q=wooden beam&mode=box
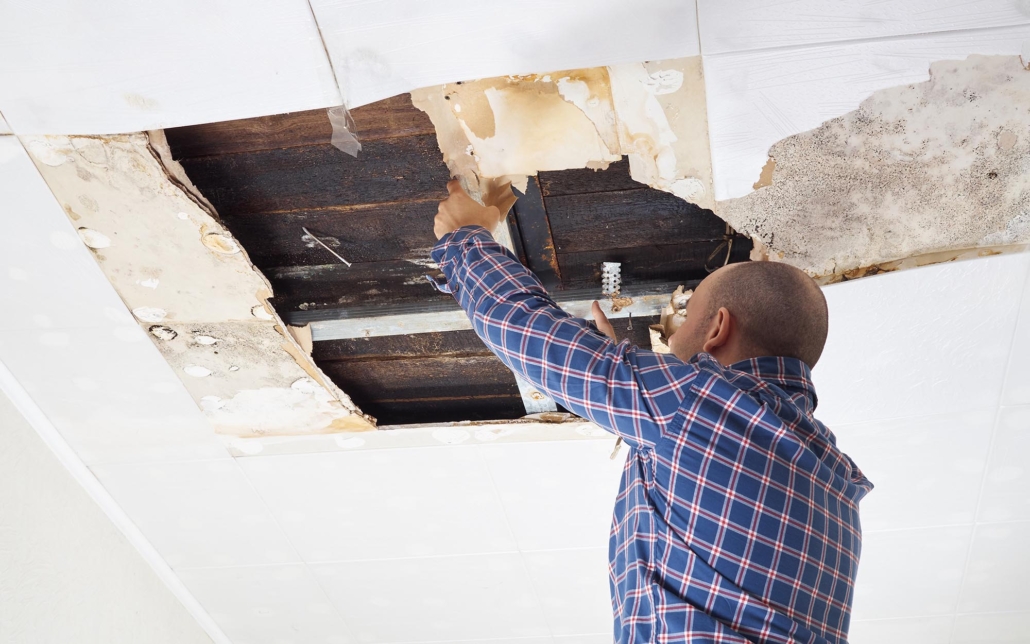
[177,134,450,215]
[218,198,439,267]
[546,189,727,254]
[557,239,753,289]
[267,259,451,314]
[165,95,435,158]
[512,176,562,291]
[538,159,641,196]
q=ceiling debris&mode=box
[716,55,1030,280]
[22,132,374,436]
[411,56,715,210]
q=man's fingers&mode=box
[446,178,463,194]
[592,301,617,341]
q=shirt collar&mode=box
[693,353,819,411]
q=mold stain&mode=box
[716,55,1030,278]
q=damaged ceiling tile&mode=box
[715,55,1030,280]
[610,58,714,208]
[22,133,374,436]
[411,56,715,209]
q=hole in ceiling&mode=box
[164,94,751,425]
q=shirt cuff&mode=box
[429,225,494,293]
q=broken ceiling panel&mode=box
[411,69,621,183]
[22,133,373,436]
[308,0,700,108]
[412,57,715,210]
[164,96,748,424]
[717,55,1030,279]
[704,24,1030,200]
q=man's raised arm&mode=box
[429,181,696,449]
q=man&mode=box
[430,180,872,644]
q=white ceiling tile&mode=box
[239,447,516,562]
[176,564,352,644]
[851,525,971,620]
[523,548,613,636]
[480,440,625,551]
[814,253,1029,426]
[312,553,550,643]
[554,636,615,644]
[952,611,1030,643]
[958,521,1030,613]
[0,0,340,135]
[0,112,10,134]
[0,327,226,465]
[90,459,298,569]
[1001,263,1030,406]
[697,1,1030,55]
[703,25,1030,199]
[831,408,995,532]
[309,0,700,108]
[0,136,131,331]
[847,615,952,644]
[978,406,1030,523]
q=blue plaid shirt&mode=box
[432,227,873,644]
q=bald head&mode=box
[700,262,829,368]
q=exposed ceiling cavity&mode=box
[161,95,746,426]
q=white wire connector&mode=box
[601,262,622,296]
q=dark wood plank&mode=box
[557,238,752,290]
[320,355,520,408]
[313,318,654,363]
[165,95,435,158]
[266,259,453,315]
[179,134,451,215]
[512,176,562,290]
[359,396,527,426]
[221,199,439,267]
[313,330,491,362]
[537,159,640,197]
[546,189,728,254]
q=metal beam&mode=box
[309,287,676,341]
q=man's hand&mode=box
[434,179,504,240]
[591,301,617,341]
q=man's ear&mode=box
[702,307,733,354]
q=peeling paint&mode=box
[716,55,1030,278]
[609,58,714,209]
[412,56,714,209]
[23,132,374,436]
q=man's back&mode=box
[610,353,871,643]
[429,222,872,643]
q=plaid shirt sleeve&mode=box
[431,226,698,449]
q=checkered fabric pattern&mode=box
[431,227,873,644]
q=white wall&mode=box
[0,388,213,644]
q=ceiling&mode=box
[2,2,1030,644]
